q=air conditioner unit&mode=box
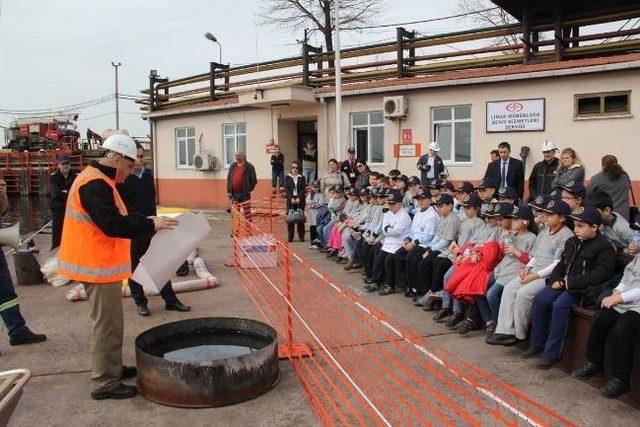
[193,153,221,172]
[383,96,408,119]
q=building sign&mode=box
[265,139,278,154]
[486,98,545,132]
[401,129,413,144]
[393,143,421,158]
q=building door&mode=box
[297,121,317,180]
[354,128,368,163]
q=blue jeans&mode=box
[441,266,463,314]
[530,287,576,360]
[320,220,336,246]
[0,251,28,337]
[303,168,316,184]
[477,276,503,324]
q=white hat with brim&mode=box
[428,141,440,152]
[541,140,557,152]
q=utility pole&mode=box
[111,61,121,129]
[334,0,342,159]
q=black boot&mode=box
[166,300,191,312]
[600,377,630,398]
[520,346,543,359]
[9,328,47,346]
[572,361,604,379]
[91,383,138,400]
[176,261,189,276]
[136,304,150,317]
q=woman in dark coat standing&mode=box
[587,155,632,220]
[284,161,307,242]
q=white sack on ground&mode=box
[41,254,70,287]
[131,213,211,294]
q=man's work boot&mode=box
[9,328,47,346]
[136,304,150,317]
[166,300,191,312]
[91,383,138,400]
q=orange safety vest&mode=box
[58,165,131,283]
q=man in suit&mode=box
[484,142,524,199]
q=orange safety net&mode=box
[231,198,577,427]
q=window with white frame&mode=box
[350,111,384,164]
[223,122,247,166]
[431,105,472,163]
[175,127,196,169]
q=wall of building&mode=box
[326,69,639,182]
[153,103,327,207]
[153,69,639,208]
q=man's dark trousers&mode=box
[0,251,29,337]
[128,236,178,306]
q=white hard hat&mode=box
[541,140,557,152]
[428,141,441,152]
[102,134,137,160]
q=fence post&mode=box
[231,206,240,267]
[283,244,293,353]
[269,197,274,234]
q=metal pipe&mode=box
[111,61,121,129]
[334,0,342,159]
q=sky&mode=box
[0,0,489,139]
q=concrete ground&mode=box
[3,213,318,427]
[3,211,640,426]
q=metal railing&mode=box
[140,8,640,113]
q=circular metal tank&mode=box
[135,317,280,407]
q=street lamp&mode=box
[111,61,122,129]
[204,32,222,64]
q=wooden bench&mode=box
[559,306,640,408]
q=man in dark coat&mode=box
[484,141,524,200]
[340,147,359,186]
[117,144,191,317]
[528,140,559,201]
[50,154,77,249]
[416,142,445,188]
[524,207,616,369]
[227,149,257,204]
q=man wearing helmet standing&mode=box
[528,140,559,200]
[58,133,178,400]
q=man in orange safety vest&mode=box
[58,133,177,400]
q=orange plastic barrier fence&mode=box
[231,198,577,426]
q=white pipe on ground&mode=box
[65,256,220,301]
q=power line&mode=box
[601,18,632,44]
[349,7,500,30]
[75,111,116,121]
[0,95,115,115]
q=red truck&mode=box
[7,115,80,152]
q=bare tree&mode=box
[455,0,519,48]
[257,0,383,63]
